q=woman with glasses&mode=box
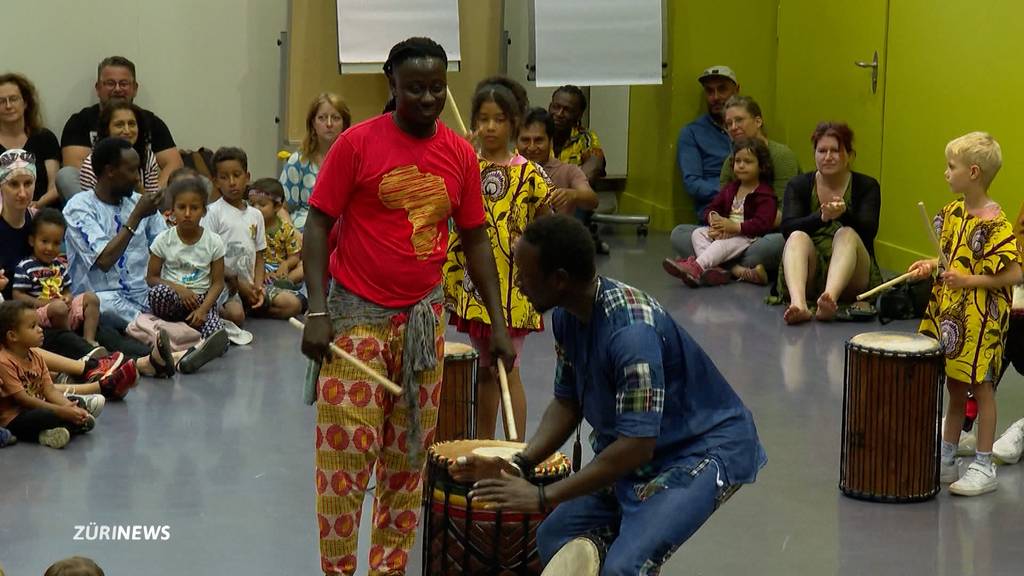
[0,73,61,208]
[278,93,351,231]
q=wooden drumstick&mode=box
[445,86,470,136]
[856,271,917,301]
[918,202,950,270]
[497,358,519,441]
[289,317,404,396]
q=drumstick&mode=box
[445,86,470,136]
[289,317,404,396]
[856,271,916,301]
[497,358,518,441]
[918,202,950,270]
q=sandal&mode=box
[149,329,176,378]
[836,301,877,322]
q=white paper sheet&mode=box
[534,0,662,86]
[336,0,461,72]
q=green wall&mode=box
[619,0,780,230]
[877,0,1024,270]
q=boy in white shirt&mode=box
[204,147,303,325]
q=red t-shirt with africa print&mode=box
[310,113,484,308]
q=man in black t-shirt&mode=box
[59,56,183,196]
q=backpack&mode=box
[877,278,933,325]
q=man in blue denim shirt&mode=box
[459,214,766,575]
[677,66,739,222]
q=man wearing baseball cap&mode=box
[677,65,739,222]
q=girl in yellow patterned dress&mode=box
[909,132,1022,497]
[444,77,549,440]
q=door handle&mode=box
[854,51,879,94]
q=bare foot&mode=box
[784,304,813,325]
[816,292,838,321]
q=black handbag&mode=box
[877,278,933,325]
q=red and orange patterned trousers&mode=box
[315,308,444,575]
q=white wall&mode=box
[0,0,287,178]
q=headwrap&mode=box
[0,149,36,185]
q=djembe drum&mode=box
[840,331,944,502]
[436,342,478,442]
[540,536,603,576]
[423,440,570,575]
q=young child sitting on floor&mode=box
[664,137,778,287]
[146,177,229,373]
[205,147,304,325]
[248,178,305,289]
[0,301,100,449]
[12,208,102,346]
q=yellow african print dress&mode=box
[444,155,550,335]
[919,200,1021,383]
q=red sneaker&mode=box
[99,360,139,400]
[700,266,732,286]
[662,257,702,287]
[84,352,125,382]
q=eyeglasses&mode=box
[101,80,134,90]
[0,94,22,107]
[316,114,344,125]
[0,150,36,166]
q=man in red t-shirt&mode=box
[300,37,515,576]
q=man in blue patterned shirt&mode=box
[459,214,766,574]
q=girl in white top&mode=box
[146,178,225,338]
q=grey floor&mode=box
[3,231,1024,576]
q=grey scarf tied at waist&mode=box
[304,282,443,462]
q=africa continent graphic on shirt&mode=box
[378,165,451,260]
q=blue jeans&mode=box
[537,455,726,576]
[670,224,785,275]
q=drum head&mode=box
[444,341,478,359]
[429,439,570,479]
[542,537,601,576]
[848,331,940,355]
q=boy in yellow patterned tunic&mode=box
[909,132,1023,496]
[444,76,550,440]
[248,178,304,288]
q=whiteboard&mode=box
[534,0,662,87]
[336,0,462,73]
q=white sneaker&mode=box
[948,462,997,496]
[77,391,104,414]
[940,460,960,483]
[993,418,1024,464]
[38,428,70,449]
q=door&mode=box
[775,0,889,179]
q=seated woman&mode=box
[778,122,881,324]
[279,92,350,231]
[0,73,61,208]
[77,99,160,195]
[668,95,800,284]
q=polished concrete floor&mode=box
[3,230,1024,575]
